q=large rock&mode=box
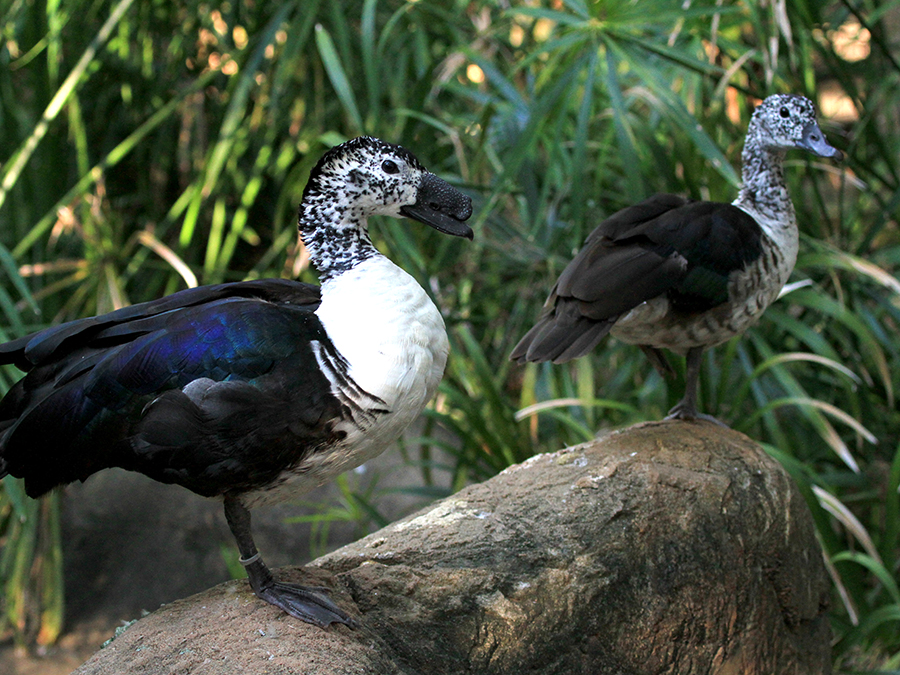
[74,421,831,675]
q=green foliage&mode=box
[0,0,898,668]
[0,482,62,647]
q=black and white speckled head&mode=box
[737,94,841,226]
[746,94,841,159]
[299,137,472,280]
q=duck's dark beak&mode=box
[801,122,843,161]
[401,172,474,240]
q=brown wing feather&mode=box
[512,194,694,364]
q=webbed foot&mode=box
[223,496,356,628]
[252,577,356,628]
[665,403,727,427]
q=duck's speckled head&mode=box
[300,136,473,239]
[749,94,842,160]
[298,136,472,280]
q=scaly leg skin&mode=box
[665,347,727,426]
[223,495,356,628]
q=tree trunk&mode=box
[74,421,832,675]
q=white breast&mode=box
[241,256,449,508]
[315,256,450,412]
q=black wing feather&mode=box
[512,194,764,363]
[0,278,320,370]
[0,279,341,498]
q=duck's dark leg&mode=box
[665,347,725,425]
[640,345,675,378]
[223,495,356,628]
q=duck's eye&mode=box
[381,160,400,174]
[779,107,790,118]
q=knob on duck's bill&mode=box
[400,172,474,240]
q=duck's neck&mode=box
[299,199,381,282]
[734,132,795,233]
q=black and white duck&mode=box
[0,136,473,627]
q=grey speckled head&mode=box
[736,93,841,235]
[298,136,472,280]
[748,94,842,159]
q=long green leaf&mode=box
[315,24,364,133]
[0,0,138,212]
